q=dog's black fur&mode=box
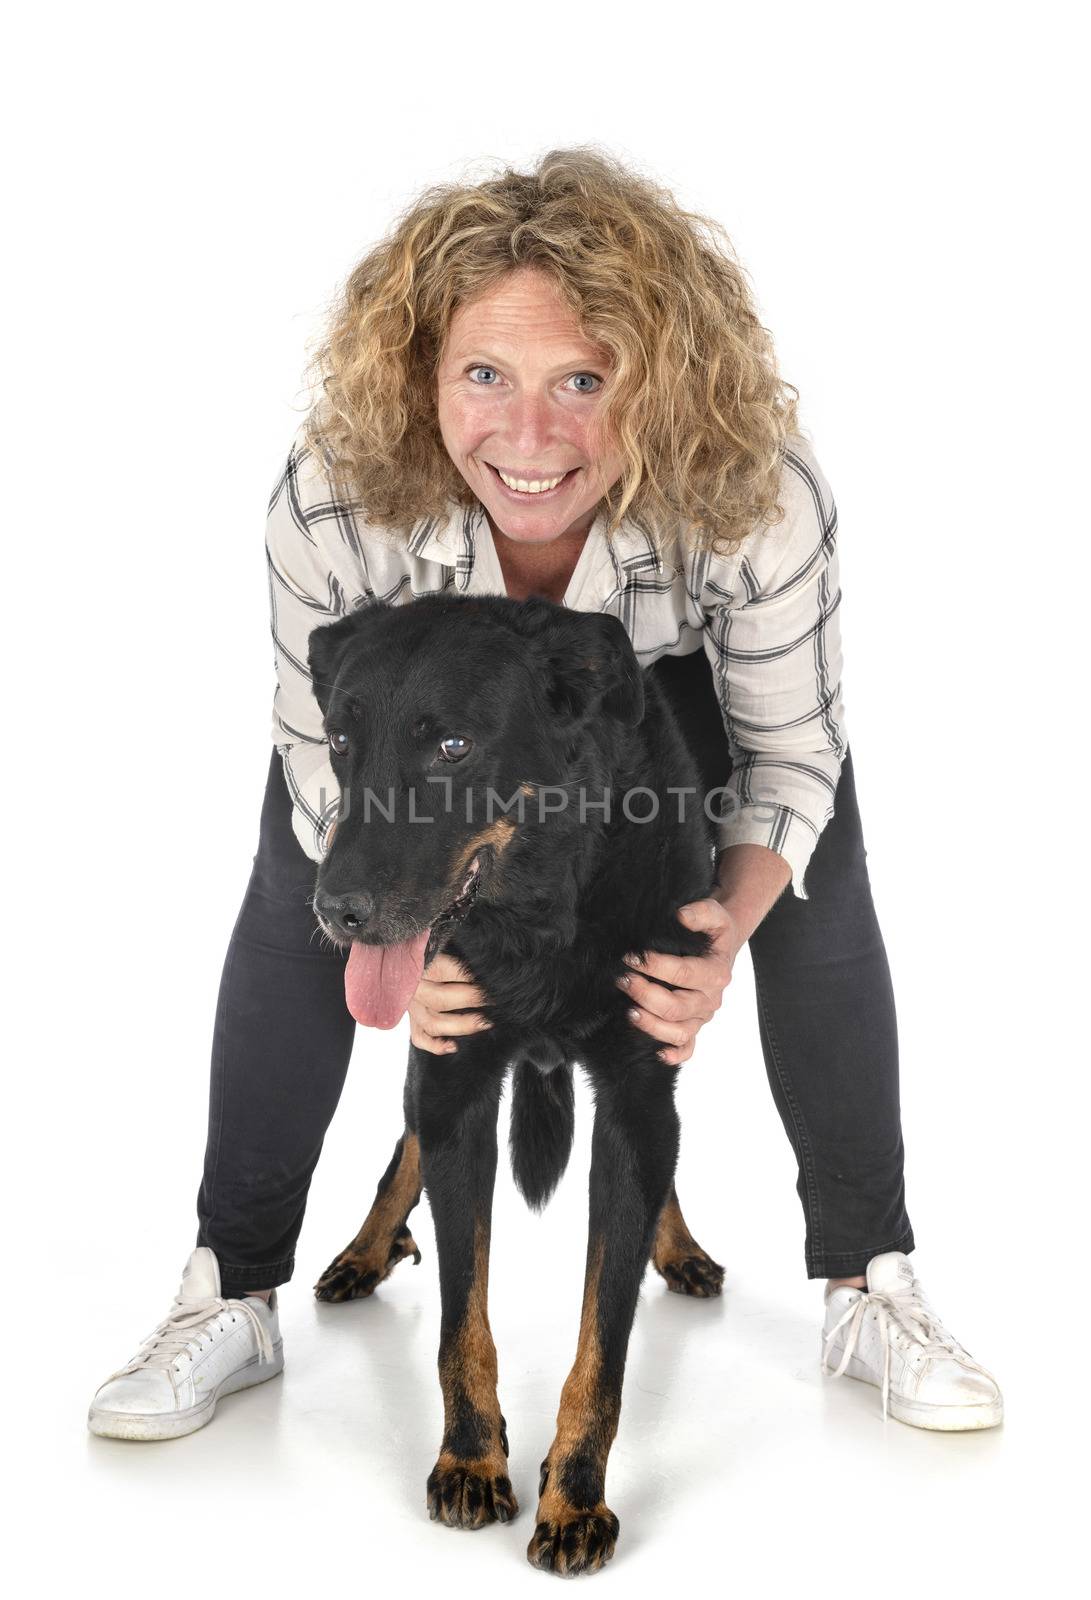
[306,593,726,1576]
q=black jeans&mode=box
[197,654,913,1294]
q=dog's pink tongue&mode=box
[345,930,432,1029]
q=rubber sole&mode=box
[825,1345,1003,1431]
[87,1341,284,1441]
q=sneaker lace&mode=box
[108,1293,275,1387]
[821,1281,997,1421]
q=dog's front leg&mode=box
[528,1040,679,1576]
[417,1042,517,1531]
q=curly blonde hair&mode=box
[302,146,802,557]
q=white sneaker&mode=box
[821,1252,1003,1431]
[88,1246,284,1441]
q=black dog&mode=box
[307,592,725,1576]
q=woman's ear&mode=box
[307,603,391,715]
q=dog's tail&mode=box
[509,1059,575,1211]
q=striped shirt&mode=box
[265,424,848,900]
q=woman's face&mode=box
[435,267,625,544]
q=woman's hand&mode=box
[409,951,494,1055]
[616,898,742,1065]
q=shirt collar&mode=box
[406,499,665,596]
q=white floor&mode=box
[60,1237,1065,1597]
[73,1265,1033,1594]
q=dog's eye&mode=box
[328,730,349,757]
[438,735,473,762]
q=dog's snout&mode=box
[314,887,375,936]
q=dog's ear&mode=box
[307,602,391,717]
[518,604,645,733]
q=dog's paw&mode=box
[313,1226,421,1302]
[426,1457,518,1529]
[654,1247,725,1298]
[526,1508,620,1575]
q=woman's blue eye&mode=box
[463,368,598,393]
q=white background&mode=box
[5,2,1085,1593]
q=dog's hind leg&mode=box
[313,1129,423,1302]
[314,1066,424,1302]
[651,1182,725,1298]
[419,1044,518,1531]
[528,1039,679,1576]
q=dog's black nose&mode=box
[314,888,375,936]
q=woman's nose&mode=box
[504,390,556,460]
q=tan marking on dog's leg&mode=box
[313,1131,423,1300]
[653,1184,698,1259]
[437,1218,505,1452]
[429,1218,517,1528]
[538,1237,616,1514]
[651,1182,725,1297]
[528,1238,620,1571]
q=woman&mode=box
[88,147,1002,1445]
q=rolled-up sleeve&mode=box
[700,439,848,900]
[265,436,357,862]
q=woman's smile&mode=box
[482,460,581,501]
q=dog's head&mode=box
[307,593,643,1027]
